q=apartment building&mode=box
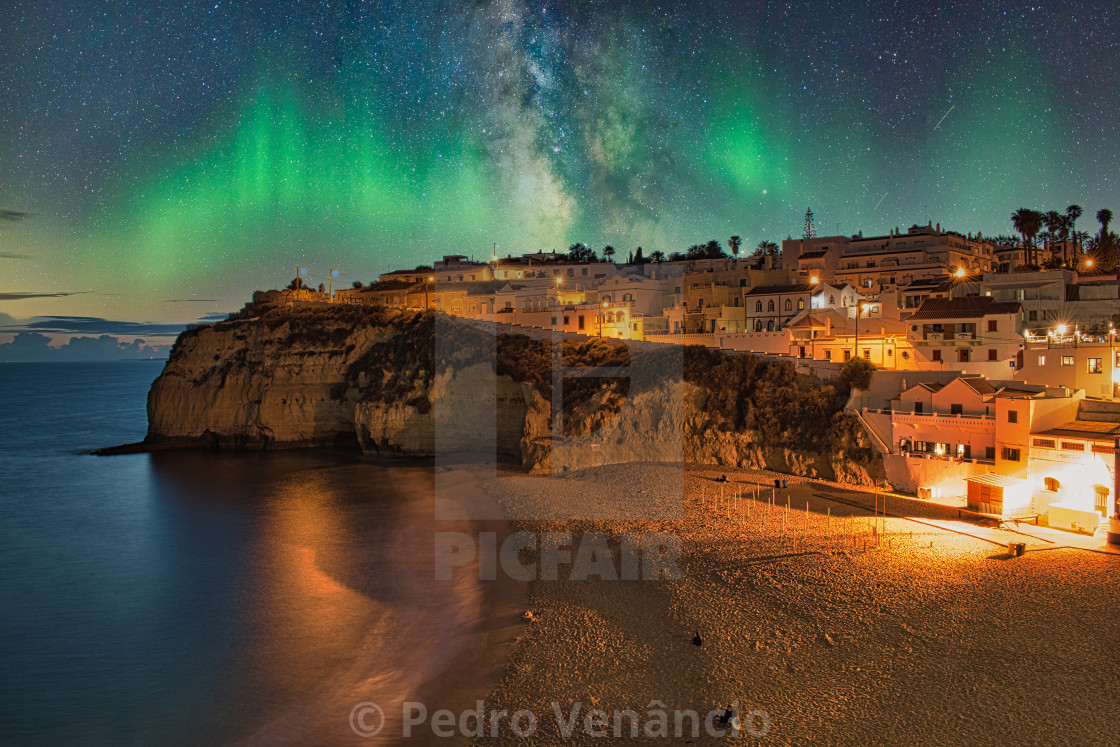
[904,296,1023,377]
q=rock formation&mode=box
[143,305,887,485]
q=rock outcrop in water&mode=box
[143,305,886,485]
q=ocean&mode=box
[0,362,479,744]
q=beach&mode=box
[460,462,1120,745]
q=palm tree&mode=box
[649,249,665,262]
[1011,208,1043,267]
[729,235,742,257]
[1098,208,1113,237]
[1067,204,1083,245]
[1042,210,1064,262]
[756,240,778,255]
[602,245,616,262]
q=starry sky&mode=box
[1,0,1118,331]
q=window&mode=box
[1060,441,1085,452]
[958,349,970,363]
[988,349,998,361]
[1007,410,1018,423]
[829,295,835,305]
[581,268,588,275]
[988,320,998,332]
[824,349,832,361]
[951,404,963,415]
[767,300,775,312]
[799,346,806,358]
[563,315,570,325]
[1038,355,1046,366]
[915,401,923,413]
[1033,438,1056,448]
[754,320,763,332]
[551,316,557,325]
[843,350,852,361]
[798,299,805,310]
[1061,356,1074,366]
[932,350,942,362]
[755,301,762,311]
[985,446,996,460]
[784,299,792,311]
[1044,477,1060,492]
[1093,444,1114,455]
[1028,310,1037,321]
[1088,358,1103,374]
[1002,447,1021,462]
[863,348,871,360]
[578,315,585,330]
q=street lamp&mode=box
[425,275,434,309]
[599,300,609,338]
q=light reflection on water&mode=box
[0,363,482,745]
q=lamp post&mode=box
[425,275,434,309]
[599,300,608,338]
[950,266,967,299]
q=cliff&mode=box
[143,305,886,485]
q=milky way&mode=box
[1,0,1118,319]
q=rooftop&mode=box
[907,296,1021,321]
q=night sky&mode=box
[2,0,1118,328]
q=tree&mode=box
[729,235,742,257]
[685,241,727,260]
[803,207,816,239]
[756,240,778,255]
[603,245,616,262]
[1011,208,1043,267]
[1098,208,1113,237]
[634,246,645,264]
[649,249,665,262]
[352,280,363,289]
[567,243,598,263]
[666,251,686,262]
[837,357,875,392]
[1067,204,1083,244]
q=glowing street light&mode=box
[599,300,609,337]
[425,275,435,309]
[954,266,967,278]
[1056,324,1068,337]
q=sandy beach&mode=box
[457,462,1120,745]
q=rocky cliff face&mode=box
[146,305,887,485]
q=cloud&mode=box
[0,332,168,362]
[6,316,188,337]
[165,298,219,302]
[0,210,31,222]
[197,312,232,322]
[0,252,32,259]
[0,291,86,300]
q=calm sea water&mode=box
[0,362,478,745]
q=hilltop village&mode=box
[250,213,1120,539]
